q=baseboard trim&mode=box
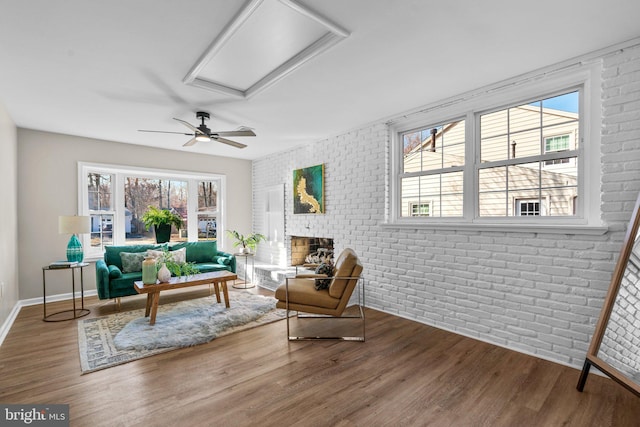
[0,289,98,347]
[0,302,22,347]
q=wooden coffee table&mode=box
[134,271,237,325]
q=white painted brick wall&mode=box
[252,44,640,369]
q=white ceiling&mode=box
[1,0,639,160]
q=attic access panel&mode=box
[183,0,349,99]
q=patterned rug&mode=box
[77,292,286,374]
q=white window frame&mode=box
[78,162,227,260]
[387,61,605,234]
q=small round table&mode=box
[233,252,255,289]
[42,262,91,322]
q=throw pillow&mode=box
[146,249,165,261]
[314,263,334,290]
[170,247,187,264]
[120,251,148,273]
[107,264,122,279]
[216,256,231,266]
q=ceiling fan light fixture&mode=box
[195,134,211,142]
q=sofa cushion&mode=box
[194,263,229,273]
[105,244,167,270]
[171,241,217,263]
[108,264,122,279]
[275,278,340,309]
[110,272,143,293]
[120,251,148,273]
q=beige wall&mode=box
[0,102,18,328]
[17,129,252,300]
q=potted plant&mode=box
[141,206,183,243]
[227,230,266,254]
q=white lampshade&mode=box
[58,215,91,235]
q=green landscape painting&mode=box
[293,164,324,214]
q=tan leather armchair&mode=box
[275,248,365,341]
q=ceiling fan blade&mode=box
[173,118,206,135]
[214,136,247,149]
[139,129,194,135]
[183,137,198,147]
[214,130,256,137]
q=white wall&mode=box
[252,44,640,368]
[17,129,252,300]
[0,101,18,329]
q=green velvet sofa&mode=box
[95,241,236,300]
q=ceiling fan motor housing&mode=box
[196,111,210,121]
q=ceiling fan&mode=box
[139,111,255,148]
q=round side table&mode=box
[233,253,255,289]
[42,262,91,322]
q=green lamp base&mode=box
[66,234,84,263]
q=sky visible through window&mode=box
[532,91,578,113]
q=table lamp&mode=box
[59,215,91,262]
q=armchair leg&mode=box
[286,305,365,341]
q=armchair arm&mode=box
[215,251,237,273]
[295,273,328,279]
[95,259,110,300]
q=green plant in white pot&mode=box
[227,230,266,254]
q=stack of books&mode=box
[49,261,79,269]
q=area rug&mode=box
[78,292,285,374]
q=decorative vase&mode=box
[142,256,157,284]
[157,262,171,283]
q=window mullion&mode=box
[465,111,476,220]
[114,174,126,245]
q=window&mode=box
[390,62,603,232]
[516,199,541,216]
[410,202,431,216]
[400,120,465,217]
[88,173,114,251]
[197,180,219,240]
[544,135,572,166]
[79,163,225,258]
[478,91,578,218]
[124,177,189,245]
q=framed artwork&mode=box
[293,164,324,214]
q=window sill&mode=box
[380,221,608,235]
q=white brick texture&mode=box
[252,44,640,369]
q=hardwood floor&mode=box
[1,286,638,426]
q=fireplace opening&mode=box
[290,236,334,266]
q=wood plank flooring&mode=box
[1,286,638,426]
